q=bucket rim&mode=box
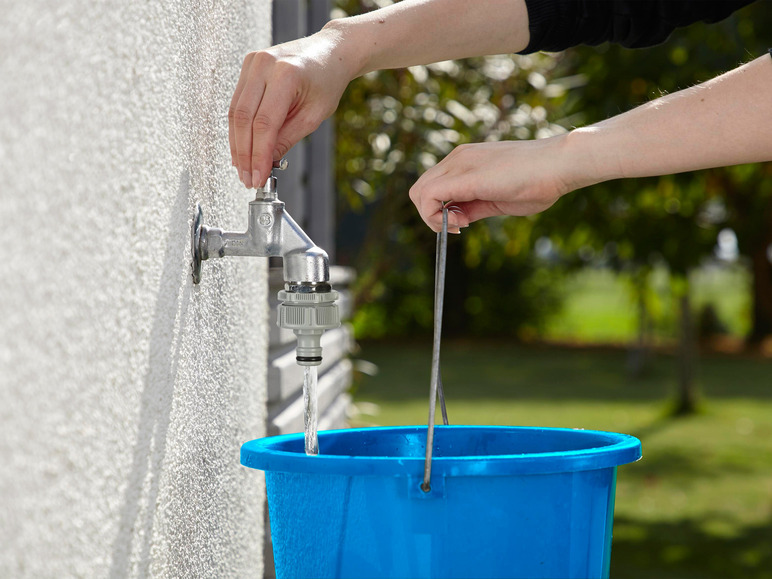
[241,425,642,477]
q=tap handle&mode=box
[256,158,287,199]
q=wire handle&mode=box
[422,206,449,492]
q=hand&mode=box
[408,138,578,232]
[228,0,532,190]
[229,27,354,188]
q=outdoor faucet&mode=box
[191,159,340,366]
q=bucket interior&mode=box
[277,426,623,457]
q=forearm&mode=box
[325,0,530,78]
[568,53,772,188]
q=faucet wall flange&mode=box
[191,203,204,284]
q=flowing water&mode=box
[303,365,319,455]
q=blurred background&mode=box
[333,1,772,577]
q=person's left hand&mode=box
[408,137,578,232]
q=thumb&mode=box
[446,200,505,225]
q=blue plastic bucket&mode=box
[241,425,641,579]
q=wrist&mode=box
[560,127,625,191]
[321,17,375,80]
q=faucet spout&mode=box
[280,214,330,285]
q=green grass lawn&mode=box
[543,265,752,343]
[350,340,772,578]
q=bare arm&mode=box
[577,52,772,182]
[229,0,530,188]
[409,53,772,231]
[332,0,530,76]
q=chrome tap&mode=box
[192,160,340,366]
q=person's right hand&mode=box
[229,26,354,189]
[408,137,581,232]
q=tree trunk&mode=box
[749,244,772,344]
[627,271,651,378]
[443,235,468,337]
[674,280,698,415]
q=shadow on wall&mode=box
[108,172,192,578]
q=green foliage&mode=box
[334,0,772,341]
[335,0,575,338]
[541,265,751,344]
[541,3,772,269]
[537,3,772,340]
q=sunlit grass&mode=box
[542,265,752,344]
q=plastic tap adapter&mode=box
[277,287,340,366]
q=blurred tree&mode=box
[713,163,772,343]
[535,1,772,412]
[332,0,770,411]
[334,0,574,339]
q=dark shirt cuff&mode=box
[520,0,756,54]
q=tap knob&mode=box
[272,158,288,172]
[256,158,288,200]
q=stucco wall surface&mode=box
[0,1,271,576]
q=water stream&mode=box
[303,365,319,455]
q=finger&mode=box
[448,200,503,223]
[413,162,451,189]
[445,206,468,234]
[432,200,503,231]
[234,75,267,188]
[229,54,254,173]
[410,174,475,231]
[409,179,443,231]
[437,204,470,231]
[250,79,295,188]
[445,209,464,234]
[409,143,486,230]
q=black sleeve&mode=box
[520,0,757,53]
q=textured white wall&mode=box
[0,1,271,576]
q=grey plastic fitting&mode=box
[277,286,341,366]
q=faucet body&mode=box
[197,176,329,285]
[192,166,340,366]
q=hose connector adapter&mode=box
[277,284,340,366]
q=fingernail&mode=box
[252,170,261,189]
[232,159,237,167]
[242,170,253,188]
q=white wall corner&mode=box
[0,1,273,576]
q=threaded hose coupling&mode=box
[277,289,340,366]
